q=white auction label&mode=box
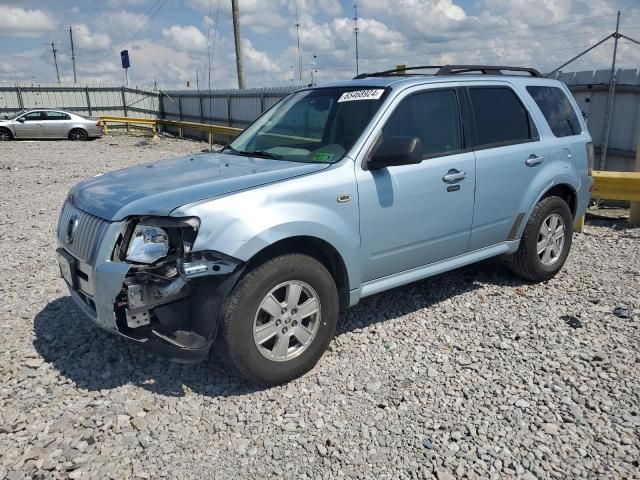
[337,89,385,102]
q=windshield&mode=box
[5,110,26,120]
[228,87,388,163]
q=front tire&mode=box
[220,254,339,385]
[509,196,573,282]
[68,128,88,141]
[0,128,12,141]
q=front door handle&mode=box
[442,169,467,182]
[525,154,544,166]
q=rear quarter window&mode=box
[526,85,582,137]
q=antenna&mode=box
[51,42,61,84]
[354,4,359,76]
[69,27,77,84]
[295,2,302,83]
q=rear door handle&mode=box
[525,154,544,166]
[442,169,467,182]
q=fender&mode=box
[172,159,363,290]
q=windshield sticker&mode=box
[337,89,385,103]
[312,152,334,162]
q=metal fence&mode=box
[158,86,299,141]
[0,83,159,118]
[2,73,638,171]
[552,69,640,172]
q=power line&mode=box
[82,0,167,62]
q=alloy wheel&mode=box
[253,280,321,362]
[537,213,566,266]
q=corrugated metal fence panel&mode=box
[201,96,229,124]
[179,96,201,121]
[123,89,159,118]
[230,96,262,126]
[0,84,159,118]
[0,85,21,110]
[553,68,640,153]
[162,94,181,118]
[163,86,299,128]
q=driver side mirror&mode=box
[16,117,25,123]
[367,136,423,170]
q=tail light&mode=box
[96,120,102,127]
[586,142,594,175]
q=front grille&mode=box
[57,200,109,262]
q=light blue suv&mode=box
[56,65,593,385]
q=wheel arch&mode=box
[539,183,578,218]
[243,236,351,310]
[68,127,88,140]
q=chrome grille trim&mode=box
[57,200,109,262]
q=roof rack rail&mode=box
[353,66,442,79]
[436,65,542,77]
[353,64,542,80]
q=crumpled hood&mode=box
[70,152,330,221]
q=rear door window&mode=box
[45,111,71,120]
[526,85,581,137]
[382,89,462,157]
[468,87,537,148]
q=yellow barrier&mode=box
[591,170,640,202]
[575,170,640,231]
[99,116,243,143]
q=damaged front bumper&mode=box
[58,220,243,363]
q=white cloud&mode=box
[74,25,112,52]
[0,60,15,74]
[243,38,280,74]
[1,0,639,88]
[0,6,55,38]
[161,25,208,53]
[189,0,288,33]
[98,11,149,39]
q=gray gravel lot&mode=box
[1,135,639,479]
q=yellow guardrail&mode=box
[574,170,640,231]
[591,170,640,202]
[100,115,243,143]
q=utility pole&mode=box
[231,0,246,89]
[310,54,317,85]
[600,10,621,171]
[69,26,77,84]
[51,42,61,84]
[354,4,360,76]
[295,3,302,83]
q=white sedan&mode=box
[0,109,103,141]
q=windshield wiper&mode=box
[244,150,283,159]
[223,147,282,159]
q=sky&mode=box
[1,0,639,90]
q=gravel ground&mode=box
[1,135,639,480]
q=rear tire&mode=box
[69,128,88,141]
[0,127,12,141]
[220,254,338,385]
[508,196,573,282]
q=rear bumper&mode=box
[576,175,594,218]
[86,127,103,138]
